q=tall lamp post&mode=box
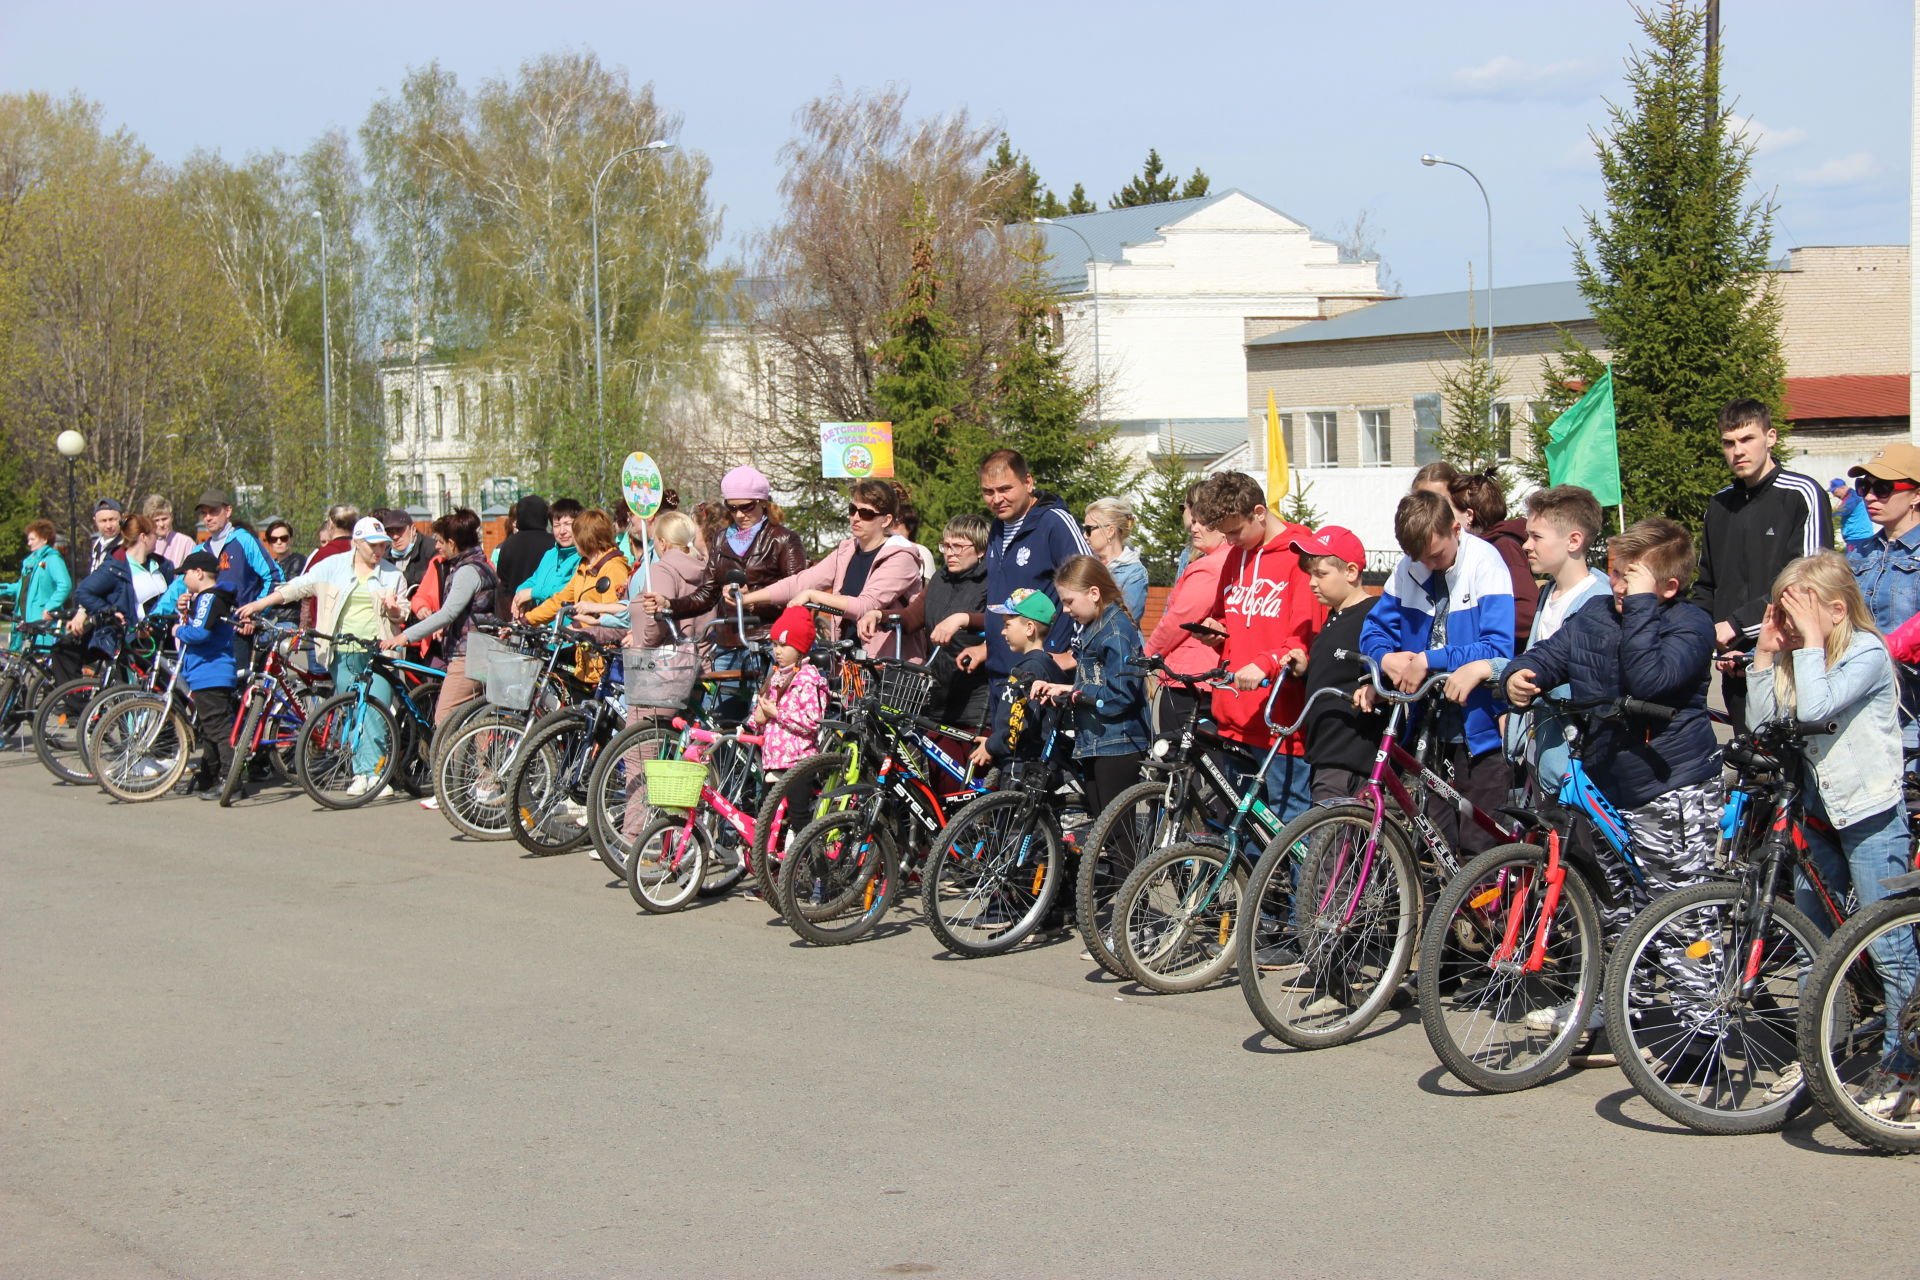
[591,140,675,431]
[1420,154,1495,423]
[55,429,85,579]
[311,209,334,495]
[1033,217,1104,428]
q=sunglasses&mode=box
[265,534,291,544]
[1856,477,1920,500]
[1081,523,1109,536]
[848,504,885,521]
[724,501,759,514]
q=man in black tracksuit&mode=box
[1690,399,1832,725]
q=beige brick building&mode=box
[1240,246,1910,553]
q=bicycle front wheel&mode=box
[434,710,530,841]
[777,806,899,945]
[508,710,595,855]
[752,751,855,904]
[627,813,710,914]
[1418,842,1602,1092]
[585,719,678,877]
[1076,780,1215,978]
[296,691,401,809]
[1236,802,1421,1050]
[1798,893,1920,1153]
[1112,842,1248,994]
[88,694,193,802]
[218,689,269,806]
[34,675,111,784]
[1604,882,1820,1134]
[923,791,1062,958]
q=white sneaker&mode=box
[1765,1061,1804,1101]
[1859,1073,1918,1120]
[1523,1000,1605,1035]
[344,775,371,798]
[419,796,440,810]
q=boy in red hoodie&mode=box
[1190,471,1328,823]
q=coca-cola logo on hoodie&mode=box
[1222,572,1290,620]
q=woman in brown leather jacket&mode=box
[656,465,804,646]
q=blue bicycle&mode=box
[293,633,445,808]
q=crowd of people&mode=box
[3,401,1916,1109]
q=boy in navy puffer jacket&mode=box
[175,550,240,800]
[1502,519,1721,932]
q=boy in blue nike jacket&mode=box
[175,550,240,800]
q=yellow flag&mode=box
[1265,389,1289,501]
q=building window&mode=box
[479,384,492,435]
[1360,409,1391,466]
[389,388,405,433]
[456,387,468,440]
[1306,411,1338,468]
[432,385,445,440]
[1493,402,1513,459]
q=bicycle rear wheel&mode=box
[296,691,401,809]
[1797,894,1920,1153]
[34,675,111,784]
[923,791,1063,958]
[751,751,854,904]
[1112,842,1248,993]
[778,807,900,945]
[695,736,761,896]
[0,653,49,739]
[1236,802,1421,1050]
[508,710,595,854]
[435,711,529,840]
[627,813,710,913]
[1604,882,1819,1134]
[585,718,678,875]
[1418,842,1602,1092]
[88,695,193,802]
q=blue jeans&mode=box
[1798,796,1920,1072]
[1263,750,1313,828]
[331,648,394,778]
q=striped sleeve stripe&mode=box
[1775,471,1827,557]
[1050,507,1093,556]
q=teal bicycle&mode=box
[294,633,443,809]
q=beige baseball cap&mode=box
[1848,443,1920,483]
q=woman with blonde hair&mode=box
[1749,550,1918,1096]
[1083,496,1147,623]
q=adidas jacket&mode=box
[1691,465,1832,648]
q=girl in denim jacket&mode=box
[1749,551,1919,1097]
[1033,555,1151,830]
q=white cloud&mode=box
[1442,55,1608,103]
[1794,152,1879,187]
[1732,116,1809,156]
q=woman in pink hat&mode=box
[638,465,804,650]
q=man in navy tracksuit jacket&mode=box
[969,449,1092,679]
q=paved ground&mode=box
[4,752,1917,1280]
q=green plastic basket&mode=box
[642,758,708,809]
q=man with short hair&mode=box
[303,504,358,573]
[960,449,1091,678]
[193,488,282,667]
[1691,398,1832,725]
[1845,443,1920,744]
[88,500,123,572]
[377,508,432,595]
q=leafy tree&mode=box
[1534,0,1785,527]
[990,234,1133,520]
[1109,148,1210,208]
[872,206,987,543]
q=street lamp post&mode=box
[1420,154,1495,410]
[1033,217,1104,428]
[55,429,85,580]
[591,140,675,431]
[311,209,334,496]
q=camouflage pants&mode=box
[1600,778,1723,937]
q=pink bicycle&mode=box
[626,718,776,914]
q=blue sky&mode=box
[2,0,1908,296]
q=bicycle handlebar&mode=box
[1334,648,1450,703]
[1523,692,1684,725]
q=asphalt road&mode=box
[5,753,1917,1280]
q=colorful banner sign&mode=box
[621,451,664,517]
[819,422,894,479]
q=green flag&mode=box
[1544,367,1622,508]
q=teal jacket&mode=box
[2,544,72,651]
[524,544,581,607]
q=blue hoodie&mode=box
[207,523,281,606]
[982,494,1092,675]
[175,589,238,690]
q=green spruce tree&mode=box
[1533,0,1785,525]
[1065,183,1095,215]
[983,136,1067,224]
[1111,149,1211,208]
[1133,450,1195,585]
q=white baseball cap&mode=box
[351,516,393,544]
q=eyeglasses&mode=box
[939,539,978,552]
[1081,523,1110,536]
[1855,477,1920,500]
[848,504,885,521]
[724,501,759,515]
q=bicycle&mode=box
[1237,650,1528,1050]
[432,620,581,841]
[35,617,169,785]
[294,634,443,809]
[1108,672,1342,994]
[1600,715,1845,1134]
[216,620,330,806]
[85,640,200,802]
[1798,867,1920,1153]
[0,609,63,748]
[1417,692,1683,1092]
[625,719,769,913]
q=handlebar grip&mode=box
[804,602,846,618]
[1795,719,1839,738]
[1618,697,1679,724]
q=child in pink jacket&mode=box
[756,606,830,772]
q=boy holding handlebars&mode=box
[1279,526,1385,802]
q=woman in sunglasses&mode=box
[260,520,305,625]
[641,466,804,650]
[721,478,927,660]
[1844,445,1920,744]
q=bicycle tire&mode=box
[1417,841,1602,1093]
[1797,893,1920,1153]
[296,690,402,809]
[777,806,900,945]
[0,653,49,736]
[217,689,269,806]
[923,791,1063,958]
[1236,802,1421,1050]
[434,710,530,841]
[584,718,678,876]
[1112,841,1249,994]
[626,813,710,913]
[750,751,854,904]
[1076,781,1215,978]
[75,684,147,782]
[394,678,442,798]
[426,692,489,783]
[507,709,595,855]
[1604,881,1820,1134]
[34,675,111,784]
[88,694,194,802]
